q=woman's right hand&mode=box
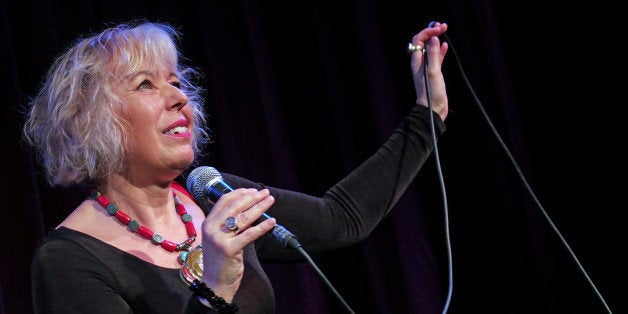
[199,188,276,301]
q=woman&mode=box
[24,20,449,313]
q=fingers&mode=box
[203,188,276,247]
[410,21,449,121]
[425,35,449,70]
[218,188,275,234]
[410,22,448,68]
[409,22,446,50]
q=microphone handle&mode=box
[206,180,233,204]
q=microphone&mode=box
[186,166,301,250]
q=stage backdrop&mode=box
[0,1,622,313]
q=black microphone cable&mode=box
[292,244,355,314]
[437,25,613,314]
[421,22,454,314]
[272,224,356,314]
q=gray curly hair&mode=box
[23,21,209,186]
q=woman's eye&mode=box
[171,81,181,89]
[138,80,152,89]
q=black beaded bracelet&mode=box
[189,279,239,313]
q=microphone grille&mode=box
[186,166,222,201]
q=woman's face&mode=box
[116,65,195,182]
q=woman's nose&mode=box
[167,85,189,110]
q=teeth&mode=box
[164,126,189,135]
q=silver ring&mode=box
[225,216,239,232]
[407,43,424,55]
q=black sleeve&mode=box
[221,104,445,261]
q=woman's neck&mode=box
[97,175,177,226]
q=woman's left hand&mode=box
[409,21,449,121]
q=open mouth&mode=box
[163,125,189,135]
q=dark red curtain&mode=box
[1,1,622,313]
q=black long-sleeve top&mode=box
[30,104,445,313]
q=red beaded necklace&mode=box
[91,189,197,263]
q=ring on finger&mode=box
[225,216,239,233]
[407,43,424,55]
